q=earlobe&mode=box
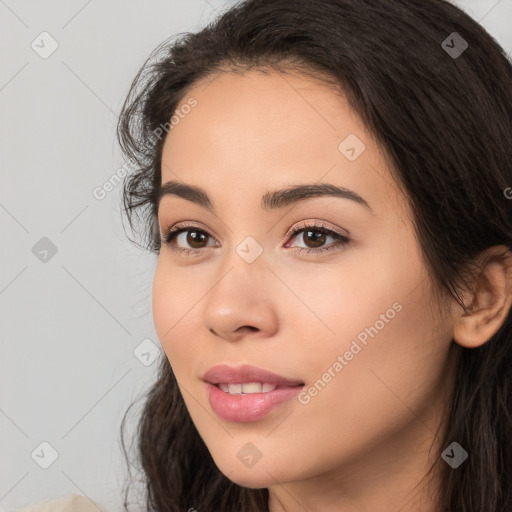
[453,245,512,349]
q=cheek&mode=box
[277,237,423,361]
[152,262,170,349]
[294,253,451,450]
[292,234,450,408]
[151,260,196,364]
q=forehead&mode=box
[160,69,402,217]
[168,68,363,148]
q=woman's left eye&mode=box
[160,221,350,257]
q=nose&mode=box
[202,258,279,343]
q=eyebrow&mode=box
[156,180,373,213]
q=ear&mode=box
[453,245,512,348]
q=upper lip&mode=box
[203,364,304,386]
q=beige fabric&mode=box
[14,493,106,512]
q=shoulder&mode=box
[14,493,106,512]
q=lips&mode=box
[202,364,305,422]
[202,363,305,387]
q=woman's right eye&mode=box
[161,224,217,256]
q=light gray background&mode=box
[0,0,510,510]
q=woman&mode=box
[117,0,512,510]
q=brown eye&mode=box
[299,230,328,248]
[286,222,350,255]
[162,225,216,254]
[184,230,209,249]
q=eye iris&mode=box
[187,230,207,248]
[303,230,326,248]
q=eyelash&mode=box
[160,220,350,257]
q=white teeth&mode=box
[217,382,278,394]
[241,382,262,393]
[229,383,243,394]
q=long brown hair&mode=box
[117,1,512,510]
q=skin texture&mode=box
[152,69,511,512]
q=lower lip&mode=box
[205,383,304,423]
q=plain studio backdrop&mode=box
[0,0,511,510]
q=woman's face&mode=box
[153,69,458,503]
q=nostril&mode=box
[238,326,258,333]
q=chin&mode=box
[224,472,275,489]
[215,459,295,489]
